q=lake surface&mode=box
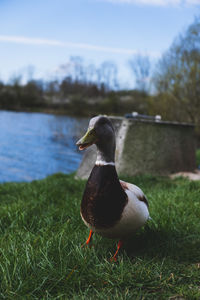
[0,111,89,182]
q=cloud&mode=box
[0,35,160,57]
[186,0,200,4]
[103,0,200,6]
[0,35,63,46]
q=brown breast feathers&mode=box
[81,165,128,229]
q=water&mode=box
[0,111,89,182]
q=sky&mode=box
[0,0,200,88]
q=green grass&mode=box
[196,149,200,167]
[0,173,200,299]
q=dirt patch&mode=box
[170,169,200,181]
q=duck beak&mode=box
[76,128,97,151]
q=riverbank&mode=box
[0,106,85,117]
[0,173,199,299]
[0,82,149,118]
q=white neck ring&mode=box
[95,160,115,166]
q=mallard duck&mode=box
[76,116,150,261]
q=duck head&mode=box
[76,115,116,163]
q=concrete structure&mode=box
[76,116,196,179]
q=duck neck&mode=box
[95,141,115,166]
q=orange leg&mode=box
[110,240,123,262]
[86,230,93,245]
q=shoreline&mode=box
[0,107,91,117]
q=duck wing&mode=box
[120,180,149,208]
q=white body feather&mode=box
[81,180,149,239]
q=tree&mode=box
[97,61,119,91]
[129,54,151,92]
[23,80,44,107]
[152,16,200,132]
